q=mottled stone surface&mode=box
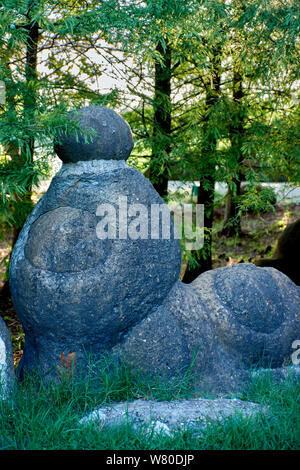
[25,206,106,272]
[116,265,300,393]
[54,106,134,163]
[10,161,181,380]
[0,316,15,399]
[191,264,300,368]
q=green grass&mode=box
[0,358,299,450]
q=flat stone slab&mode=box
[79,397,265,435]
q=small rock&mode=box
[54,106,134,163]
[0,316,16,399]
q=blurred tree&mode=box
[182,0,300,280]
[2,0,298,291]
[0,0,132,291]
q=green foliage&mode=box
[0,0,298,272]
[240,184,277,214]
[0,0,130,235]
[0,358,299,450]
[122,7,298,204]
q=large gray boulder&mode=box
[9,105,300,393]
[116,264,300,393]
[0,316,16,398]
[10,107,181,380]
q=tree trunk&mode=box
[182,49,221,283]
[221,178,242,236]
[221,70,244,237]
[13,8,39,235]
[1,7,39,300]
[181,176,215,283]
[23,6,39,164]
[150,40,171,198]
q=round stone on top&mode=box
[54,106,134,163]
